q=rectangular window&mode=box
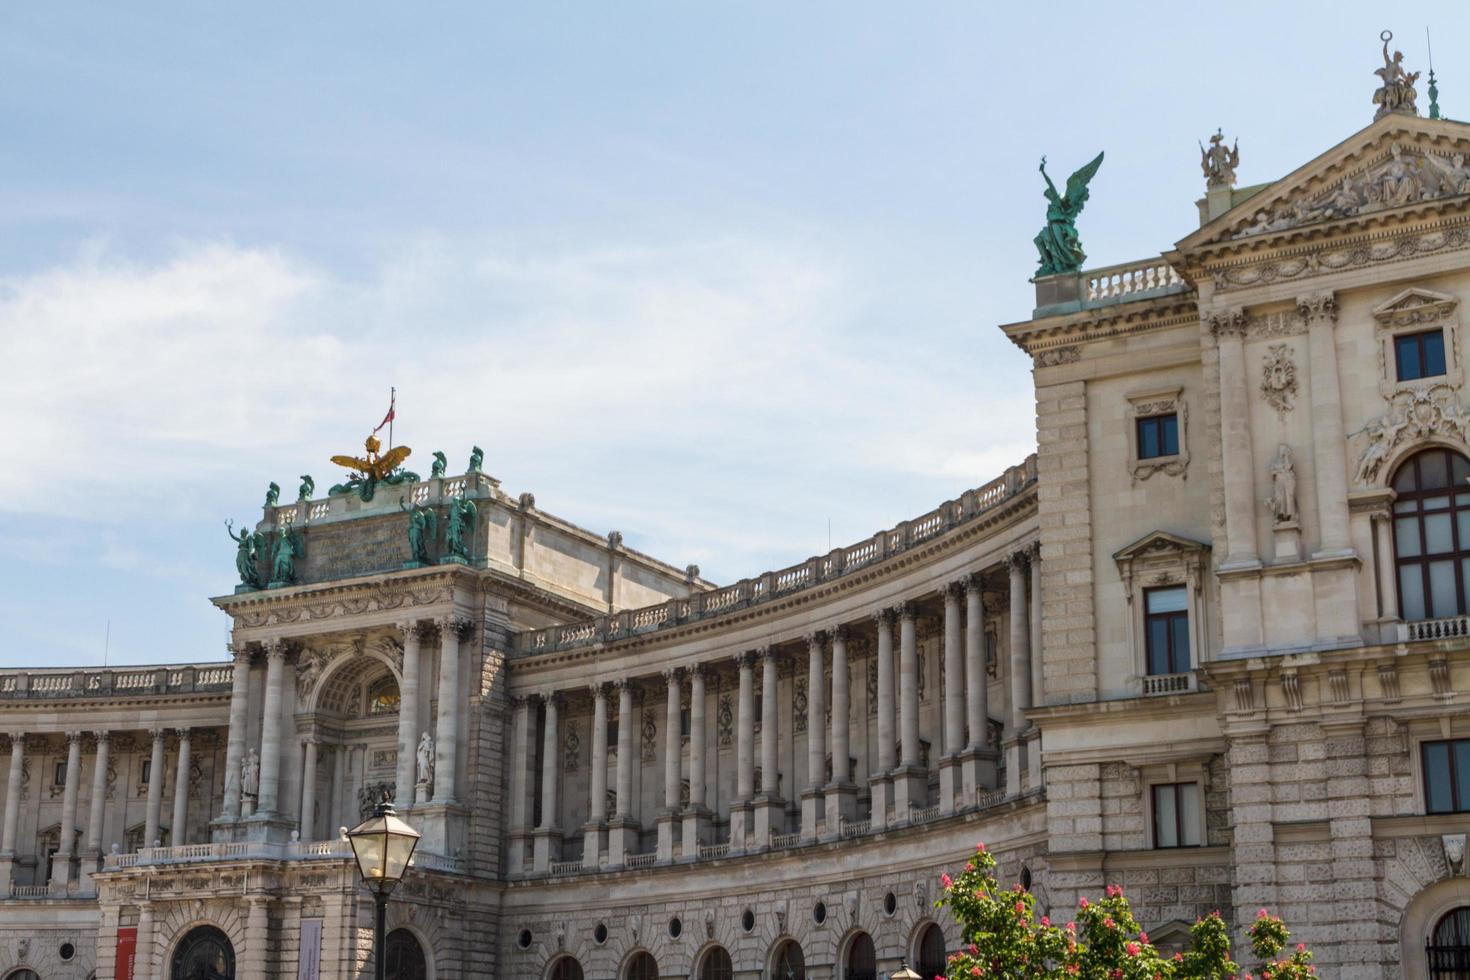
[140,760,151,785]
[1395,329,1447,381]
[1423,738,1470,813]
[1152,782,1202,848]
[54,761,67,785]
[1144,586,1190,675]
[1136,413,1180,460]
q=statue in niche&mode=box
[415,732,434,795]
[429,451,447,479]
[1032,151,1105,276]
[400,499,437,565]
[241,749,260,799]
[468,445,484,473]
[297,474,314,501]
[225,520,264,589]
[1199,130,1239,189]
[444,497,477,561]
[264,482,280,508]
[1372,31,1420,119]
[269,526,304,586]
[1265,444,1298,526]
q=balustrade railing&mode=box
[770,832,801,850]
[0,663,234,701]
[625,852,657,869]
[1400,615,1470,641]
[697,842,729,859]
[549,860,582,877]
[10,885,52,898]
[517,454,1038,654]
[1084,258,1185,304]
[1141,672,1195,696]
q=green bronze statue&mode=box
[400,499,438,565]
[430,451,447,479]
[226,520,264,589]
[298,475,314,501]
[445,497,477,561]
[468,446,484,473]
[264,482,280,508]
[269,526,304,587]
[1033,152,1105,276]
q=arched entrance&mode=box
[698,946,732,980]
[4,971,40,980]
[771,939,805,980]
[914,923,946,980]
[844,931,876,980]
[385,928,428,980]
[1428,907,1470,978]
[624,951,658,980]
[548,955,584,980]
[170,925,235,980]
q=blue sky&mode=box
[2,3,1468,667]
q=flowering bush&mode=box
[935,844,1316,979]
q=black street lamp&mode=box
[346,796,421,980]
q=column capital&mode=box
[964,572,985,596]
[1297,290,1337,323]
[896,601,918,623]
[732,650,756,670]
[92,731,111,746]
[231,640,252,663]
[588,681,607,700]
[755,646,780,667]
[173,727,192,742]
[1205,307,1248,337]
[661,666,682,686]
[1007,550,1031,573]
[831,624,849,644]
[803,631,826,648]
[687,662,706,680]
[300,734,319,747]
[436,616,474,638]
[65,731,84,746]
[263,639,287,661]
[510,693,530,709]
[149,728,167,743]
[539,690,561,708]
[940,581,965,603]
[872,607,895,627]
[394,620,424,641]
[613,677,639,697]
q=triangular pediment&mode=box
[1112,530,1210,563]
[1372,286,1459,325]
[1178,114,1470,251]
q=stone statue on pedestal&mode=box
[416,732,434,798]
[226,521,263,589]
[445,497,477,561]
[1033,152,1105,276]
[1199,130,1239,189]
[468,445,484,473]
[1265,444,1298,526]
[1373,31,1420,120]
[430,451,447,479]
[241,748,260,799]
[269,527,304,586]
[264,482,280,508]
[297,474,314,501]
[401,500,437,566]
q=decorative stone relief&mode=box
[1261,344,1297,413]
[1354,383,1470,485]
[866,657,878,716]
[793,679,808,733]
[563,722,580,772]
[1034,345,1081,368]
[640,709,657,763]
[295,649,327,700]
[1443,834,1467,875]
[717,693,733,747]
[1215,226,1470,292]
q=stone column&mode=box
[257,640,287,817]
[754,648,784,845]
[221,644,252,822]
[52,731,83,887]
[1212,309,1259,568]
[84,732,110,875]
[134,901,156,980]
[297,736,318,841]
[508,695,532,875]
[171,730,191,847]
[325,745,342,837]
[657,668,682,862]
[938,583,965,814]
[961,577,997,797]
[893,602,926,817]
[532,692,562,871]
[729,652,756,852]
[432,619,464,805]
[682,665,711,856]
[0,736,21,895]
[801,633,826,841]
[608,680,639,867]
[1300,292,1351,554]
[1026,547,1044,792]
[824,627,857,837]
[583,683,608,870]
[1005,554,1032,797]
[144,729,167,848]
[1372,511,1399,620]
[870,609,896,830]
[394,622,422,806]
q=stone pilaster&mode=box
[0,735,20,895]
[507,694,531,875]
[870,609,896,830]
[532,691,562,871]
[143,728,167,848]
[297,734,317,841]
[394,621,422,806]
[256,640,287,817]
[753,648,784,846]
[682,665,711,857]
[823,627,856,838]
[1005,553,1031,796]
[82,731,110,884]
[171,729,191,847]
[431,618,465,804]
[583,682,608,870]
[729,652,756,853]
[657,668,681,863]
[51,731,83,888]
[801,632,825,841]
[939,583,964,814]
[608,680,639,867]
[1300,292,1351,555]
[960,576,997,799]
[220,643,251,823]
[892,602,926,818]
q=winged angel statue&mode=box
[1033,152,1105,277]
[329,433,419,502]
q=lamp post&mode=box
[890,961,922,980]
[347,795,421,980]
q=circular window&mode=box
[59,942,75,961]
[669,916,682,939]
[741,908,755,932]
[517,928,533,950]
[1021,865,1033,891]
[813,901,826,925]
[883,891,897,916]
[593,922,608,945]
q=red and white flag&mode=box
[373,390,396,433]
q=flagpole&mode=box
[388,387,395,450]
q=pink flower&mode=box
[942,872,953,889]
[1258,908,1270,919]
[1296,943,1306,953]
[971,969,981,978]
[1174,954,1184,963]
[1106,884,1120,897]
[976,842,986,852]
[1104,917,1116,930]
[966,862,975,871]
[1079,897,1089,909]
[1139,931,1148,943]
[968,944,978,955]
[1065,966,1079,975]
[1015,901,1026,916]
[1040,916,1050,927]
[1126,942,1141,957]
[1066,922,1076,932]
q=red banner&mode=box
[115,926,137,980]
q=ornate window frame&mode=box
[1374,287,1462,399]
[1113,531,1211,695]
[1139,761,1208,849]
[1125,386,1189,482]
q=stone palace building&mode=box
[3,39,1470,980]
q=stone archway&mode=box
[385,927,428,980]
[169,925,235,980]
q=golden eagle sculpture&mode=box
[328,434,418,502]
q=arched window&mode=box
[368,675,402,715]
[698,946,733,980]
[1393,449,1470,621]
[624,951,658,980]
[170,925,235,980]
[5,971,40,980]
[549,956,585,980]
[1428,907,1470,978]
[915,923,947,980]
[845,932,877,980]
[772,940,805,980]
[384,928,427,980]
